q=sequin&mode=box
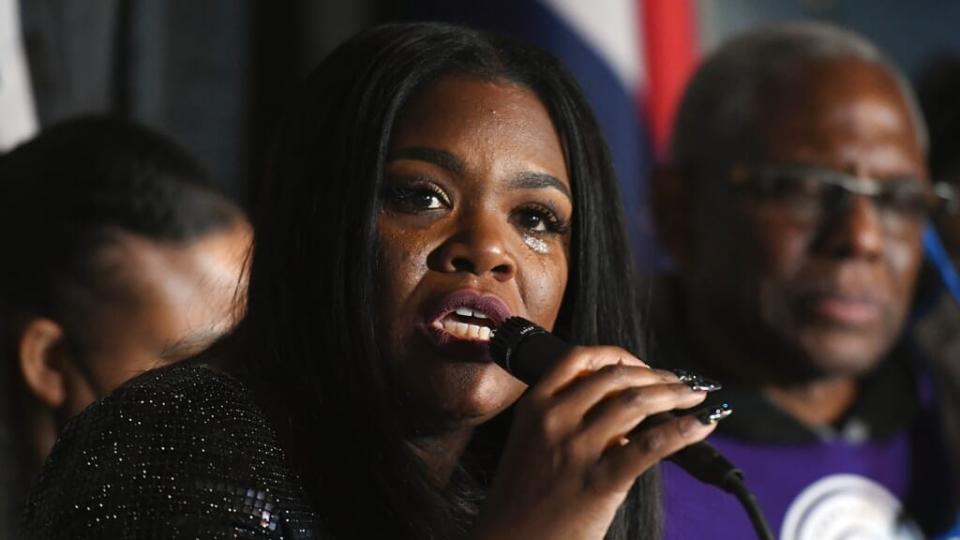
[21,364,326,539]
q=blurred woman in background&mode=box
[0,116,250,536]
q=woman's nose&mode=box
[430,214,517,280]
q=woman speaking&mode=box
[22,22,722,539]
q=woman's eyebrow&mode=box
[388,147,464,174]
[388,147,571,200]
[509,171,572,200]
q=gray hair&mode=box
[669,21,928,176]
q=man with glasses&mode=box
[651,22,956,539]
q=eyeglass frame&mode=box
[726,163,958,234]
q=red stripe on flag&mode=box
[640,0,699,158]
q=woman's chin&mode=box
[427,362,527,428]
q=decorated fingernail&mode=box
[694,402,733,425]
[672,369,722,392]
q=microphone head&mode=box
[489,316,545,371]
[489,317,570,385]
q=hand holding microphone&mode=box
[470,318,728,540]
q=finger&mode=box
[548,365,690,423]
[592,415,717,493]
[650,368,684,382]
[576,383,707,454]
[529,346,647,400]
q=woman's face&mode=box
[377,76,572,434]
[62,222,251,417]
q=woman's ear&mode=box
[18,317,68,409]
[651,164,692,268]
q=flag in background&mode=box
[0,0,39,150]
[404,0,699,266]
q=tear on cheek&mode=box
[523,234,549,254]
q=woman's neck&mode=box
[21,396,58,470]
[409,427,476,486]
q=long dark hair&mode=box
[235,22,656,539]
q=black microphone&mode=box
[489,317,774,540]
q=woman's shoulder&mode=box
[95,359,261,424]
[22,362,323,539]
[51,362,266,460]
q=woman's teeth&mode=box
[454,307,489,319]
[432,318,492,340]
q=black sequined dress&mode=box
[20,363,325,539]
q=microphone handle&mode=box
[489,317,741,490]
[489,317,774,540]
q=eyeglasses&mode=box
[729,164,958,235]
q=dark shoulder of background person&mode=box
[19,360,326,539]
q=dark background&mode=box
[18,0,960,207]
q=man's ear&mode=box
[651,163,692,268]
[18,318,68,409]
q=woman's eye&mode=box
[516,210,548,231]
[513,204,568,234]
[384,184,450,212]
[410,191,444,210]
